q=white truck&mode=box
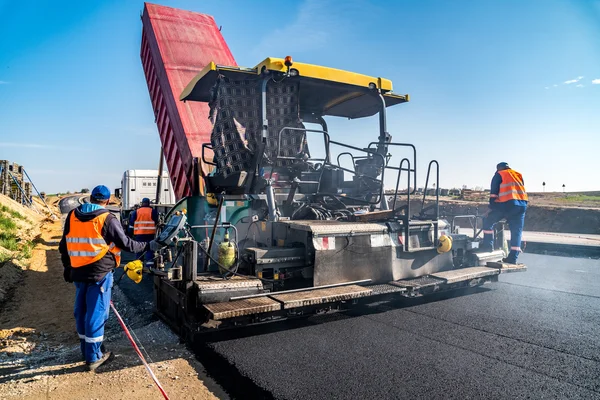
[116,169,175,227]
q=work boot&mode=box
[502,257,518,265]
[86,351,113,372]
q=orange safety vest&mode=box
[133,207,156,236]
[497,169,528,202]
[65,212,121,268]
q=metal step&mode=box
[270,285,372,309]
[486,261,528,273]
[367,284,407,295]
[430,266,499,284]
[203,297,281,320]
[390,276,446,289]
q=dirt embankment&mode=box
[408,199,600,235]
[0,199,218,399]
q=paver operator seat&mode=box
[204,75,308,195]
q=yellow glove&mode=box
[123,260,143,284]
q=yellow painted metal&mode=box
[180,57,409,104]
[437,235,453,254]
[255,57,393,91]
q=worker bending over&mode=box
[128,197,158,265]
[482,162,528,264]
[59,185,160,371]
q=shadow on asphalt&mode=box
[197,285,491,344]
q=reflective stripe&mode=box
[78,333,85,340]
[135,227,156,231]
[483,230,494,234]
[66,237,106,244]
[114,252,121,256]
[134,221,155,225]
[85,335,104,343]
[500,182,522,189]
[498,189,527,196]
[510,246,522,252]
[490,194,499,198]
[68,250,103,257]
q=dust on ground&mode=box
[0,216,218,399]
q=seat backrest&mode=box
[208,77,307,178]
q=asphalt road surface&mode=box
[58,195,82,214]
[196,253,600,400]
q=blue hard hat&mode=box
[497,162,509,170]
[141,197,151,205]
[91,185,111,200]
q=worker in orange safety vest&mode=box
[481,162,528,264]
[128,197,158,265]
[59,185,160,371]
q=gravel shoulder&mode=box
[0,218,219,400]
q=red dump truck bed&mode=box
[141,2,236,199]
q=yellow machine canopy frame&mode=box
[180,57,409,119]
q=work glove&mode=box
[63,267,73,283]
[148,240,162,252]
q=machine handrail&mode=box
[201,143,217,166]
[276,127,331,163]
[421,160,440,220]
[392,158,411,211]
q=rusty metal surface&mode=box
[367,284,407,295]
[430,266,499,284]
[487,261,528,273]
[270,285,372,309]
[204,297,281,320]
[282,220,387,235]
[390,276,445,289]
[195,275,263,292]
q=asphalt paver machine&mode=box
[145,56,526,334]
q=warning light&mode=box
[274,273,280,280]
[257,271,263,279]
[284,56,293,67]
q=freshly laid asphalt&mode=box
[197,254,600,399]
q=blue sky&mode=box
[0,0,598,194]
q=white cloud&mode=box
[576,84,584,87]
[553,84,558,87]
[592,79,600,85]
[564,76,584,84]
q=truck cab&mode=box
[119,169,175,228]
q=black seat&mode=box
[204,76,308,194]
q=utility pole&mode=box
[562,184,566,193]
[542,182,546,192]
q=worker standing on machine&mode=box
[481,162,528,264]
[128,197,158,265]
[60,185,160,371]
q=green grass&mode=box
[0,206,34,262]
[557,195,600,203]
[0,213,17,231]
[0,205,25,220]
[0,235,19,251]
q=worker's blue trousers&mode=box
[134,234,154,265]
[74,272,112,363]
[482,204,527,263]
